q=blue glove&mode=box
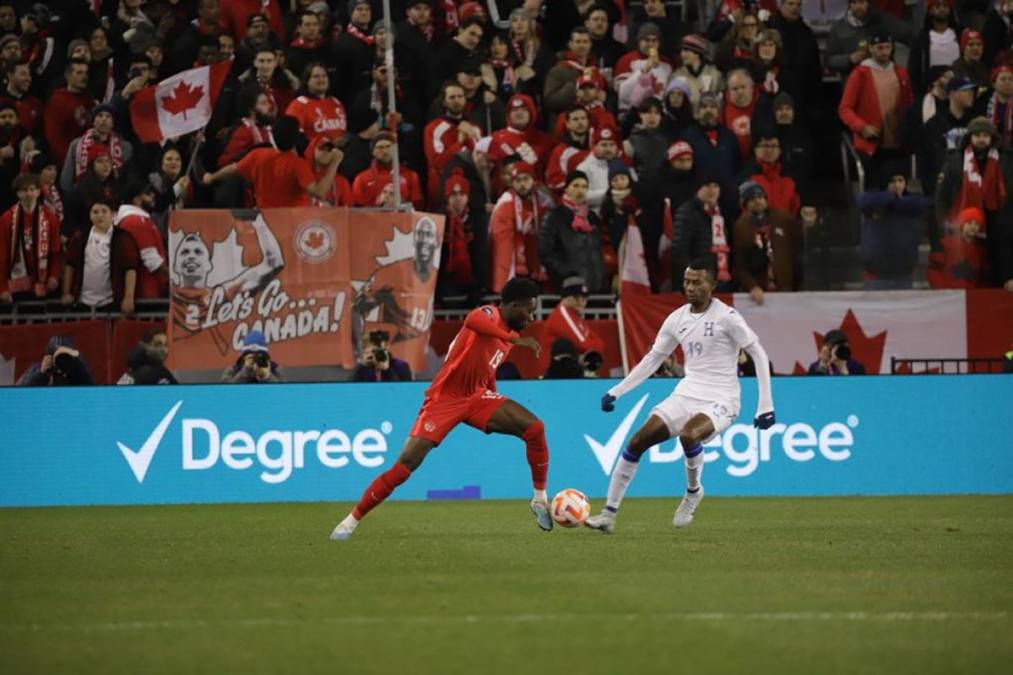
[601,393,616,412]
[754,411,775,429]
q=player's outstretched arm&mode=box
[605,312,682,406]
[231,215,286,293]
[744,341,775,429]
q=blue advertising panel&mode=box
[1,376,1011,507]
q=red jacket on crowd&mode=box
[43,88,96,165]
[487,95,553,173]
[423,115,476,207]
[304,137,352,207]
[551,104,618,143]
[219,119,274,168]
[350,161,424,209]
[115,206,168,300]
[839,61,914,156]
[541,302,605,356]
[10,93,43,138]
[545,142,589,195]
[749,161,801,217]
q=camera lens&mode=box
[835,344,851,361]
[375,349,389,363]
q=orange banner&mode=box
[167,208,444,372]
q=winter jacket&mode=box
[857,190,928,280]
[671,197,721,284]
[732,208,802,292]
[538,204,606,293]
[768,14,823,94]
[839,60,914,155]
[679,124,742,218]
[626,126,669,205]
[825,9,916,75]
[743,160,802,217]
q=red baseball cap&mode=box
[667,140,693,162]
[576,67,605,90]
[591,126,617,146]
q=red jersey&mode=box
[236,147,315,208]
[423,115,474,205]
[426,306,518,400]
[545,142,589,194]
[285,95,347,143]
[542,303,605,356]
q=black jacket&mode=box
[672,197,721,284]
[539,204,606,293]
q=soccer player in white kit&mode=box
[586,256,776,533]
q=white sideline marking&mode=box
[2,611,1008,632]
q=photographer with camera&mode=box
[807,329,867,376]
[221,330,284,383]
[351,330,413,382]
[543,338,585,379]
[540,274,606,376]
[118,327,178,385]
[17,335,94,386]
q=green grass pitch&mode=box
[2,496,1012,675]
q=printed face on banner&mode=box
[349,214,443,367]
[167,210,444,374]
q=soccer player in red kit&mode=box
[330,277,552,540]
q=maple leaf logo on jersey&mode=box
[790,309,887,374]
[161,80,205,120]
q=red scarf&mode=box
[752,221,777,291]
[987,94,1013,150]
[7,203,51,296]
[558,51,588,70]
[42,184,63,225]
[346,23,374,46]
[705,203,731,282]
[562,196,592,233]
[75,129,123,182]
[445,208,474,284]
[954,147,1007,222]
[290,35,322,49]
[443,1,459,33]
[512,192,542,278]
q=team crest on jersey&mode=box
[424,421,436,432]
[294,221,336,263]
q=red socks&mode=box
[352,462,412,519]
[522,420,549,491]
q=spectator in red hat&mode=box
[544,27,595,119]
[908,0,962,95]
[438,168,487,301]
[43,59,96,166]
[285,63,348,144]
[0,173,61,304]
[546,107,591,196]
[350,131,424,208]
[424,82,482,208]
[672,34,724,107]
[929,207,991,288]
[985,64,1013,150]
[487,93,552,178]
[982,0,1013,69]
[539,170,606,292]
[60,104,132,194]
[490,161,547,293]
[304,136,352,207]
[577,125,626,213]
[551,68,619,141]
[952,29,989,88]
[615,23,674,113]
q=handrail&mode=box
[840,132,865,195]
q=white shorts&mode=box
[649,393,739,440]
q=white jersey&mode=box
[612,298,758,402]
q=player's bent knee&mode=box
[522,418,545,443]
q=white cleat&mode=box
[584,510,616,534]
[673,487,704,528]
[329,515,359,541]
[530,498,553,531]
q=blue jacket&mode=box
[857,190,928,279]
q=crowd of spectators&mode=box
[0,0,1010,316]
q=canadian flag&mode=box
[129,62,230,143]
[618,222,651,297]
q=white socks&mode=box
[685,451,704,492]
[605,452,641,512]
[533,489,548,502]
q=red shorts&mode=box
[410,390,508,444]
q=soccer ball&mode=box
[551,489,591,528]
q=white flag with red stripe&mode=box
[129,62,230,142]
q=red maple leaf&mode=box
[811,309,888,374]
[161,80,205,120]
[306,231,325,250]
